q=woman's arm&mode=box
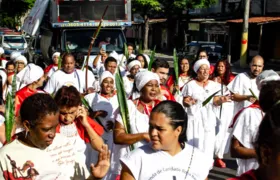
[113,121,150,145]
[78,106,104,151]
[230,136,257,159]
[120,163,135,180]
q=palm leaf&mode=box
[202,90,221,107]
[66,44,70,53]
[5,93,14,142]
[249,88,258,100]
[81,96,91,110]
[148,45,156,71]
[5,67,17,142]
[115,67,134,151]
[173,48,179,85]
[124,43,129,60]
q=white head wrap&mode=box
[52,52,60,60]
[193,59,210,73]
[0,47,4,55]
[256,70,280,90]
[127,60,141,71]
[143,54,150,66]
[10,51,21,61]
[135,70,160,91]
[109,51,120,62]
[100,71,115,85]
[15,55,28,65]
[16,63,44,87]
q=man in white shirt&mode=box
[228,55,264,115]
[44,54,95,95]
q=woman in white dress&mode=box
[108,70,161,180]
[123,59,141,97]
[182,59,231,159]
[84,71,118,169]
[120,101,213,180]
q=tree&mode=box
[133,0,217,50]
[132,0,162,50]
[0,0,36,27]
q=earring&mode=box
[25,130,29,138]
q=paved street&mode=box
[209,154,237,180]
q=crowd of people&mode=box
[0,43,279,180]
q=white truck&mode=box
[22,0,132,66]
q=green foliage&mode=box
[0,0,36,27]
[57,56,62,70]
[148,46,156,71]
[115,67,134,151]
[173,48,179,85]
[202,90,221,107]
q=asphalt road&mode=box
[209,154,237,180]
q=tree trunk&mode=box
[144,15,149,50]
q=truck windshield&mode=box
[4,36,26,43]
[64,29,125,54]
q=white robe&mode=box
[213,84,235,158]
[106,100,150,180]
[123,76,134,97]
[227,72,259,116]
[44,69,95,94]
[231,107,263,176]
[182,80,220,158]
[120,143,213,180]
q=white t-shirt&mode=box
[44,69,95,94]
[227,72,259,115]
[120,143,212,180]
[0,138,67,179]
[232,107,263,176]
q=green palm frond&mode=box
[249,88,258,100]
[5,93,14,142]
[115,67,134,151]
[138,41,143,54]
[148,46,156,71]
[173,48,179,85]
[202,90,221,107]
[5,68,17,142]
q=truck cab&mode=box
[23,0,131,66]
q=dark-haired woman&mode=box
[212,59,235,168]
[120,101,212,180]
[166,57,192,100]
[44,53,95,95]
[136,54,149,70]
[0,93,110,179]
[109,70,161,179]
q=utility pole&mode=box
[240,0,250,68]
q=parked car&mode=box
[0,33,28,56]
[177,41,225,64]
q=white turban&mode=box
[143,54,150,66]
[52,52,60,60]
[10,51,21,61]
[193,59,210,73]
[100,71,115,85]
[135,70,160,91]
[0,47,4,55]
[256,70,280,90]
[15,55,28,65]
[127,60,141,71]
[16,63,44,87]
[109,51,120,62]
